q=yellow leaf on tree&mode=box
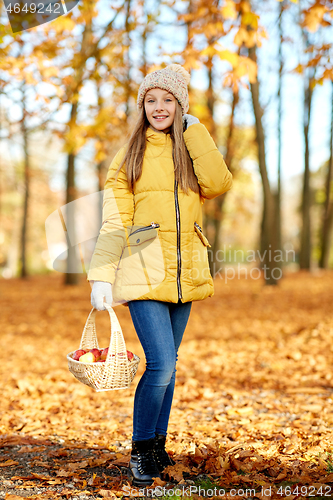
[218,50,239,67]
[201,46,218,59]
[234,27,249,47]
[241,1,251,14]
[242,12,259,29]
[221,1,237,20]
[303,5,328,33]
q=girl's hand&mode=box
[183,114,200,130]
[91,281,113,310]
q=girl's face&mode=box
[144,88,176,133]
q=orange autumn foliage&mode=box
[1,271,333,497]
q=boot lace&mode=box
[153,444,174,469]
[138,451,159,475]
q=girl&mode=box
[88,64,232,486]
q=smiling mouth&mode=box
[153,116,168,120]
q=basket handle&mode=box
[79,304,128,365]
[103,303,128,366]
[80,308,99,350]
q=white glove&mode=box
[183,114,200,130]
[91,281,113,310]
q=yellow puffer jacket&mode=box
[88,123,232,303]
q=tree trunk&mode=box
[95,79,108,222]
[249,45,277,285]
[203,59,216,273]
[204,27,237,277]
[319,80,333,268]
[299,68,315,269]
[141,20,148,77]
[275,0,284,276]
[124,0,132,118]
[96,158,107,228]
[64,6,94,285]
[97,159,107,193]
[20,90,30,279]
[65,101,80,285]
[209,88,238,277]
[206,57,217,142]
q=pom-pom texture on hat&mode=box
[137,64,190,115]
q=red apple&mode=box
[100,347,109,361]
[79,352,96,363]
[99,348,133,362]
[72,349,87,361]
[89,348,101,361]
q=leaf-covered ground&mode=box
[1,271,333,499]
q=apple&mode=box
[98,348,134,362]
[96,359,106,363]
[72,349,87,361]
[79,352,96,363]
[100,347,109,360]
[89,348,101,361]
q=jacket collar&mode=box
[146,127,172,146]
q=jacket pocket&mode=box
[117,223,165,292]
[191,222,211,286]
[194,222,211,247]
[124,223,160,256]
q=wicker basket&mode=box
[67,304,140,392]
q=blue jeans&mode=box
[128,299,192,441]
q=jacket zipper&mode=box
[194,221,203,233]
[174,179,183,302]
[130,222,160,236]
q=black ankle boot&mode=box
[129,438,161,486]
[153,433,175,472]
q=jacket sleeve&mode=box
[184,123,232,199]
[87,147,134,283]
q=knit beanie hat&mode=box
[137,64,191,115]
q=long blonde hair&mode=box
[116,102,200,194]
